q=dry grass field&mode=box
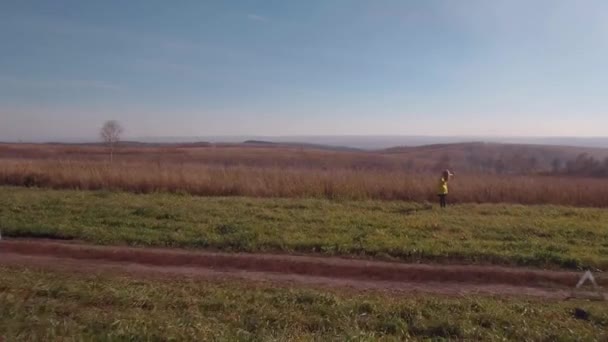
[1,142,608,206]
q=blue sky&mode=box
[1,0,607,141]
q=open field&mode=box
[1,265,607,341]
[4,159,608,206]
[3,143,608,340]
[2,186,608,270]
[3,143,608,206]
[3,151,608,341]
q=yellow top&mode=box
[438,177,448,195]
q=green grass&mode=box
[0,266,607,341]
[1,186,608,270]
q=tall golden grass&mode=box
[2,158,608,206]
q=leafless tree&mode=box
[100,120,123,162]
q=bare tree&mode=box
[100,120,124,162]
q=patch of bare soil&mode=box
[0,239,603,299]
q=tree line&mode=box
[434,152,608,177]
[552,153,608,177]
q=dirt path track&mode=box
[0,239,603,299]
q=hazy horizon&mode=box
[2,1,608,141]
[6,134,608,150]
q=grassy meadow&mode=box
[2,186,608,270]
[1,266,606,341]
[2,144,608,341]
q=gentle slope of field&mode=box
[1,266,606,341]
[2,186,607,270]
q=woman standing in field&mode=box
[438,169,453,208]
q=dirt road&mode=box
[0,239,603,299]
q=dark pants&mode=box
[438,194,447,208]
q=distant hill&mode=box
[7,135,608,150]
[3,140,608,175]
[241,140,361,152]
[133,135,608,150]
[38,139,360,152]
[379,142,608,174]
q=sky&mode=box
[1,0,608,141]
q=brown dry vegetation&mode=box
[1,143,608,206]
[5,141,608,173]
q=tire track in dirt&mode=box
[0,239,603,299]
